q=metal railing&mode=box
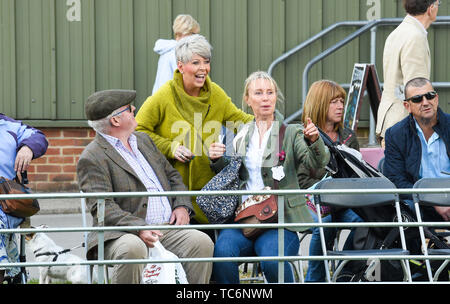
[268,17,450,145]
[1,187,449,284]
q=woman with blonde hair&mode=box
[152,14,201,94]
[208,71,329,283]
[301,79,362,282]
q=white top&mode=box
[242,122,273,203]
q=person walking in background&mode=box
[0,114,48,283]
[300,80,363,282]
[136,34,253,225]
[376,0,440,147]
[152,14,200,95]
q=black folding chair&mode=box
[413,177,450,282]
[313,177,412,282]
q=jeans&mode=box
[305,208,363,282]
[213,228,300,283]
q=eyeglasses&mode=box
[404,91,437,103]
[112,104,132,116]
[433,0,441,7]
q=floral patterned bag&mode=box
[196,156,242,224]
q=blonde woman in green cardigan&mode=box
[208,71,330,283]
[136,34,253,224]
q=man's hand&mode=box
[434,206,450,221]
[169,207,190,225]
[15,146,33,173]
[138,230,163,248]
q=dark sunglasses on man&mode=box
[404,91,437,103]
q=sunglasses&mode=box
[404,91,437,103]
[112,104,132,116]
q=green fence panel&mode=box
[0,0,16,116]
[0,0,448,123]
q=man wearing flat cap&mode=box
[77,89,214,284]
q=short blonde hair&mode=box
[173,14,200,39]
[302,80,346,131]
[242,71,284,106]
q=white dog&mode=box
[25,225,94,284]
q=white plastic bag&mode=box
[141,241,188,284]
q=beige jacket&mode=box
[376,15,431,140]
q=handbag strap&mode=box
[14,171,29,185]
[273,123,287,190]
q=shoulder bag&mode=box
[196,156,242,224]
[0,171,40,218]
[234,123,287,240]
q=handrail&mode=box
[267,20,369,76]
[2,187,449,284]
[272,17,450,124]
[2,187,450,200]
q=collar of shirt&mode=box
[414,119,450,178]
[407,14,428,35]
[414,119,439,145]
[98,131,172,224]
[99,131,137,151]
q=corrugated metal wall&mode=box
[0,0,448,126]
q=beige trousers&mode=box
[104,228,213,284]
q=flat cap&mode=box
[85,89,136,120]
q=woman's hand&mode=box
[303,117,319,144]
[208,142,226,160]
[174,145,194,163]
[15,145,33,173]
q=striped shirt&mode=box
[99,132,172,224]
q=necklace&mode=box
[326,131,338,142]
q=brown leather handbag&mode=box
[234,190,278,239]
[233,123,286,240]
[0,172,40,218]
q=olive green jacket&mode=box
[136,70,253,223]
[297,126,359,189]
[211,111,330,231]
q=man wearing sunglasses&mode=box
[376,0,440,147]
[77,89,214,283]
[384,77,450,221]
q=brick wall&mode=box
[26,126,371,193]
[28,128,95,192]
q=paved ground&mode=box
[37,198,86,215]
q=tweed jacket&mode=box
[211,112,330,231]
[136,70,253,223]
[384,108,450,200]
[77,131,192,259]
[376,15,431,139]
